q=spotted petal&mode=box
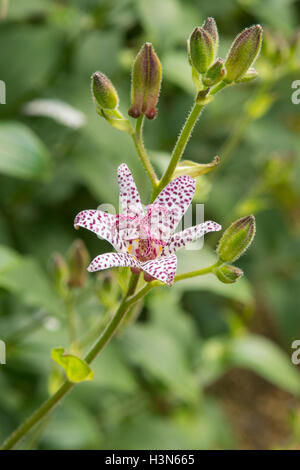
[118,163,144,218]
[88,252,139,272]
[141,254,177,285]
[152,176,196,234]
[74,210,126,251]
[163,221,222,255]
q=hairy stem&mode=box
[131,115,158,189]
[152,100,205,200]
[151,83,229,200]
[0,256,218,450]
[174,261,221,282]
[0,273,139,450]
[0,381,73,450]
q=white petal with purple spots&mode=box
[141,254,177,285]
[88,252,140,272]
[152,176,196,233]
[163,221,222,255]
[74,209,125,251]
[118,163,144,219]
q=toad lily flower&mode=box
[74,164,221,285]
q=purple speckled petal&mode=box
[118,163,144,218]
[74,209,126,251]
[152,176,196,234]
[163,221,222,255]
[88,252,140,272]
[141,254,177,285]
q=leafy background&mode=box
[0,0,300,449]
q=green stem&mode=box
[210,81,228,95]
[0,256,219,450]
[0,273,139,450]
[131,115,158,189]
[0,381,73,450]
[174,261,221,282]
[125,261,221,303]
[151,83,229,200]
[152,100,205,200]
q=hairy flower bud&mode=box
[92,72,119,110]
[213,264,243,284]
[189,27,215,74]
[68,239,90,288]
[128,43,162,120]
[50,253,69,296]
[217,215,256,262]
[203,17,219,52]
[203,58,226,86]
[225,25,263,83]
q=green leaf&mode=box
[23,99,86,129]
[51,347,94,383]
[0,245,61,315]
[0,121,52,180]
[228,335,300,396]
[122,323,198,401]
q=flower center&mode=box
[128,238,163,262]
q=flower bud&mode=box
[203,17,219,52]
[50,253,69,296]
[128,43,162,120]
[173,156,220,178]
[92,72,119,110]
[189,27,215,74]
[217,215,256,262]
[213,264,243,284]
[203,58,226,86]
[235,67,258,83]
[196,88,213,105]
[225,25,263,83]
[68,239,90,288]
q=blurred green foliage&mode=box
[0,0,300,450]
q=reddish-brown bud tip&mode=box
[145,108,157,120]
[128,106,142,118]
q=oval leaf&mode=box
[0,121,52,180]
[51,347,94,383]
[228,335,300,396]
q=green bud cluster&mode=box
[90,20,263,132]
[187,19,263,91]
